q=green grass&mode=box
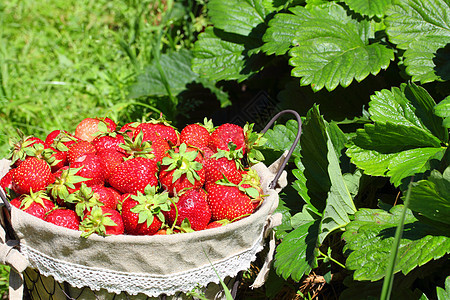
[0,0,201,158]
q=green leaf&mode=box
[385,0,450,50]
[437,276,450,300]
[408,168,450,225]
[263,119,302,157]
[129,49,198,98]
[435,96,450,128]
[274,220,320,281]
[343,205,450,281]
[208,0,274,37]
[192,27,264,82]
[343,0,393,17]
[262,7,305,55]
[288,4,394,91]
[385,0,450,82]
[319,129,357,241]
[403,35,450,83]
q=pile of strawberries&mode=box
[0,116,267,237]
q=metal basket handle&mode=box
[260,109,302,190]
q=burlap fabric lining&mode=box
[0,156,287,299]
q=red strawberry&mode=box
[10,191,55,219]
[210,123,245,154]
[180,119,214,149]
[44,208,80,230]
[0,168,14,191]
[109,157,158,194]
[119,122,140,138]
[12,157,54,195]
[120,130,169,164]
[80,206,124,237]
[206,183,254,221]
[45,130,79,149]
[8,131,48,167]
[70,154,104,186]
[165,189,211,231]
[67,140,97,164]
[91,133,125,154]
[91,185,119,210]
[97,149,126,183]
[121,186,171,235]
[75,117,116,142]
[47,166,88,206]
[134,116,179,146]
[159,143,205,196]
[65,184,105,217]
[203,155,243,187]
[205,219,231,230]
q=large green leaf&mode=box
[319,129,357,241]
[192,27,264,82]
[435,96,450,128]
[343,0,393,18]
[262,7,305,55]
[347,83,448,186]
[129,49,199,98]
[385,0,450,83]
[408,168,450,225]
[287,4,394,91]
[274,220,320,281]
[343,205,450,281]
[208,0,273,37]
[263,119,302,156]
[385,0,450,50]
[403,35,450,83]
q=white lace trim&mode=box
[20,232,264,297]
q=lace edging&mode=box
[21,233,264,297]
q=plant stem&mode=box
[318,250,346,269]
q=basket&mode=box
[0,110,302,299]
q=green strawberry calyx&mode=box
[130,185,172,227]
[20,190,52,210]
[161,143,203,185]
[66,183,104,217]
[80,205,117,238]
[47,167,89,201]
[120,130,155,160]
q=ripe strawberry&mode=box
[44,208,80,230]
[67,140,97,164]
[70,154,104,186]
[210,123,245,154]
[74,117,116,142]
[205,219,231,230]
[10,191,55,219]
[97,149,126,184]
[120,130,169,164]
[203,155,243,187]
[206,183,254,221]
[179,119,213,149]
[45,130,79,149]
[91,133,126,154]
[12,157,54,195]
[165,189,211,231]
[0,168,14,191]
[109,157,158,194]
[8,131,48,167]
[80,206,124,237]
[90,185,119,210]
[65,183,105,217]
[47,166,88,206]
[121,185,171,235]
[134,116,179,146]
[119,122,140,138]
[159,143,205,196]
